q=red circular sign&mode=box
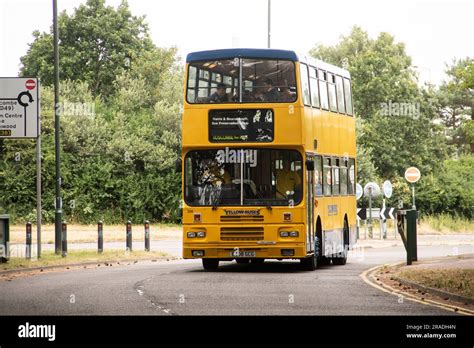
[405,167,421,183]
[25,79,36,90]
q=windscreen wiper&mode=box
[255,189,272,210]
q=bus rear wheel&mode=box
[202,258,219,270]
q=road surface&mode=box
[0,244,472,315]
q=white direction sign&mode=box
[356,183,363,200]
[364,182,381,197]
[382,180,393,198]
[0,78,39,138]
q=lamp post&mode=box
[53,0,62,254]
[267,0,271,48]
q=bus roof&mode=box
[186,48,298,63]
[186,48,350,79]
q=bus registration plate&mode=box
[230,251,256,258]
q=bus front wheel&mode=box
[202,258,219,270]
[300,253,317,271]
[236,258,251,264]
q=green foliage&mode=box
[1,1,183,224]
[437,58,474,154]
[310,26,472,218]
[20,0,154,99]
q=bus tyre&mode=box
[202,258,219,270]
[236,258,250,264]
[319,256,331,266]
[332,220,349,265]
[300,253,317,271]
[251,258,265,265]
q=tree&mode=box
[437,58,474,154]
[310,27,448,180]
[20,0,154,99]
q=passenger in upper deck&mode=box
[278,79,296,102]
[262,79,279,102]
[208,83,229,103]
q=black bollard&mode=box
[126,220,132,252]
[61,221,67,257]
[98,221,103,253]
[144,220,150,252]
[26,222,32,259]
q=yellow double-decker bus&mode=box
[179,48,356,270]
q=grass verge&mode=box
[0,249,170,272]
[420,214,474,234]
[395,268,474,299]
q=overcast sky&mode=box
[1,0,473,85]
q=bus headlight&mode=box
[280,231,299,237]
[187,231,206,238]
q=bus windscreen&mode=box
[184,149,302,206]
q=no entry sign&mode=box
[404,167,421,183]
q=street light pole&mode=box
[53,0,62,255]
[267,0,271,48]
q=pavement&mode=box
[0,242,473,315]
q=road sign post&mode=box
[364,182,380,238]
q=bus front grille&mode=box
[220,227,264,241]
[220,216,264,222]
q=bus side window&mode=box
[323,157,332,196]
[319,70,329,110]
[336,75,345,114]
[332,157,340,195]
[340,159,348,195]
[344,78,353,116]
[314,155,323,196]
[348,158,356,194]
[309,67,320,108]
[300,63,311,106]
[328,74,337,112]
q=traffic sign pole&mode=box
[368,187,373,238]
[411,184,416,210]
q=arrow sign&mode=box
[357,208,366,220]
[380,207,396,219]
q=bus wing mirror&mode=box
[306,160,315,171]
[175,158,182,173]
